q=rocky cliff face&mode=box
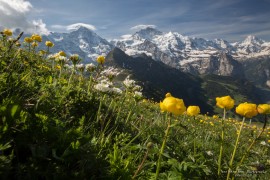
[180,53,244,77]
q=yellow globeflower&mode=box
[39,50,46,56]
[165,92,172,97]
[70,54,80,65]
[15,42,21,47]
[45,41,54,47]
[96,55,105,64]
[187,106,200,116]
[58,51,66,57]
[3,28,12,36]
[257,104,270,114]
[31,34,42,42]
[216,95,234,110]
[160,95,186,115]
[236,103,258,118]
[24,37,33,43]
[31,42,38,47]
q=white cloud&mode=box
[121,34,132,39]
[66,23,96,31]
[0,0,49,35]
[50,23,97,32]
[130,24,157,31]
[50,24,67,30]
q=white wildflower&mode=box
[206,151,213,156]
[123,76,136,88]
[85,63,96,72]
[64,64,72,70]
[101,67,121,81]
[100,79,113,86]
[47,53,58,60]
[111,87,123,94]
[76,64,85,72]
[133,85,142,92]
[134,91,143,98]
[55,55,68,65]
[94,83,111,93]
[260,141,267,146]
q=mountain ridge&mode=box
[18,25,270,88]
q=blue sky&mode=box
[1,0,270,42]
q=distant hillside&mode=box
[201,74,270,108]
[240,56,270,88]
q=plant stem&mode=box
[232,115,268,180]
[68,66,75,88]
[155,114,171,179]
[226,117,245,180]
[218,108,226,176]
[87,75,93,95]
[132,148,150,179]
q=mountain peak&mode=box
[67,23,96,32]
[242,35,264,45]
[134,27,163,40]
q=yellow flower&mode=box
[216,95,234,110]
[3,28,12,36]
[257,104,270,114]
[236,103,258,118]
[31,34,42,42]
[268,140,270,143]
[160,95,186,115]
[39,50,46,56]
[187,106,200,116]
[45,41,54,47]
[58,51,66,57]
[165,93,172,97]
[15,42,21,47]
[70,54,80,65]
[24,37,33,43]
[96,55,105,64]
[31,42,38,47]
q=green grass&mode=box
[0,31,270,180]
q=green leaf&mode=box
[47,75,53,84]
[52,149,64,161]
[10,105,20,118]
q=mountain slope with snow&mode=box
[39,26,113,63]
[111,27,270,76]
[112,27,270,61]
[23,25,270,79]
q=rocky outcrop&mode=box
[180,53,244,77]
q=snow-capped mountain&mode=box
[111,27,270,75]
[39,26,113,63]
[24,25,270,78]
[232,35,270,59]
[112,27,270,59]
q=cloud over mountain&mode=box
[130,24,157,31]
